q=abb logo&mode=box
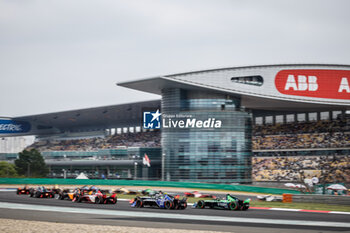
[275,70,350,100]
[284,75,318,91]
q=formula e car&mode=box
[131,193,187,210]
[56,186,100,201]
[54,188,76,200]
[256,194,282,202]
[29,186,55,198]
[16,185,31,195]
[193,194,250,210]
[184,191,216,199]
[141,188,157,196]
[74,189,117,204]
[114,187,138,195]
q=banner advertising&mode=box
[275,69,350,100]
[0,119,31,134]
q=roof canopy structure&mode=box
[4,100,160,137]
[118,64,350,111]
[1,64,349,137]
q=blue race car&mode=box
[130,192,187,209]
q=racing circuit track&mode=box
[0,191,349,232]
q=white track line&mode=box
[119,199,350,215]
[0,189,17,192]
[0,202,349,228]
[269,208,301,211]
[330,211,350,215]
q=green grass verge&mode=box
[0,178,300,195]
[251,201,350,212]
[116,194,350,212]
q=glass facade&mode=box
[161,88,252,183]
[42,148,161,179]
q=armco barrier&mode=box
[292,194,350,205]
[0,178,300,195]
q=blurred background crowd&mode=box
[24,118,349,183]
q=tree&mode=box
[0,161,18,177]
[15,149,48,177]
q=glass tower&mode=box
[161,88,252,183]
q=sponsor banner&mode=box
[0,119,31,134]
[275,69,350,100]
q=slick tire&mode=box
[95,197,103,204]
[242,204,249,211]
[197,200,205,209]
[164,201,172,210]
[172,202,179,210]
[229,201,239,210]
[135,199,143,208]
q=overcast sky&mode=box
[1,0,349,117]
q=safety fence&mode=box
[290,194,350,205]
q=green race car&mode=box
[193,194,250,210]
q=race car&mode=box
[74,189,117,204]
[56,186,98,201]
[16,185,31,195]
[184,191,216,199]
[141,188,157,196]
[130,192,187,210]
[256,194,282,202]
[54,188,76,200]
[114,187,139,195]
[193,194,250,210]
[29,186,55,198]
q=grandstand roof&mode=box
[11,100,160,136]
[2,64,349,137]
[118,64,350,111]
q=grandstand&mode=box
[252,116,350,184]
[0,64,349,184]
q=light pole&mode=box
[134,162,138,180]
[62,169,67,179]
[161,153,165,181]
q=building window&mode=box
[297,113,306,122]
[276,115,283,123]
[332,111,342,119]
[308,112,317,121]
[255,117,263,125]
[231,76,264,86]
[320,111,329,120]
[286,114,295,123]
[265,116,273,124]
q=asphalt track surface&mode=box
[0,191,349,232]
